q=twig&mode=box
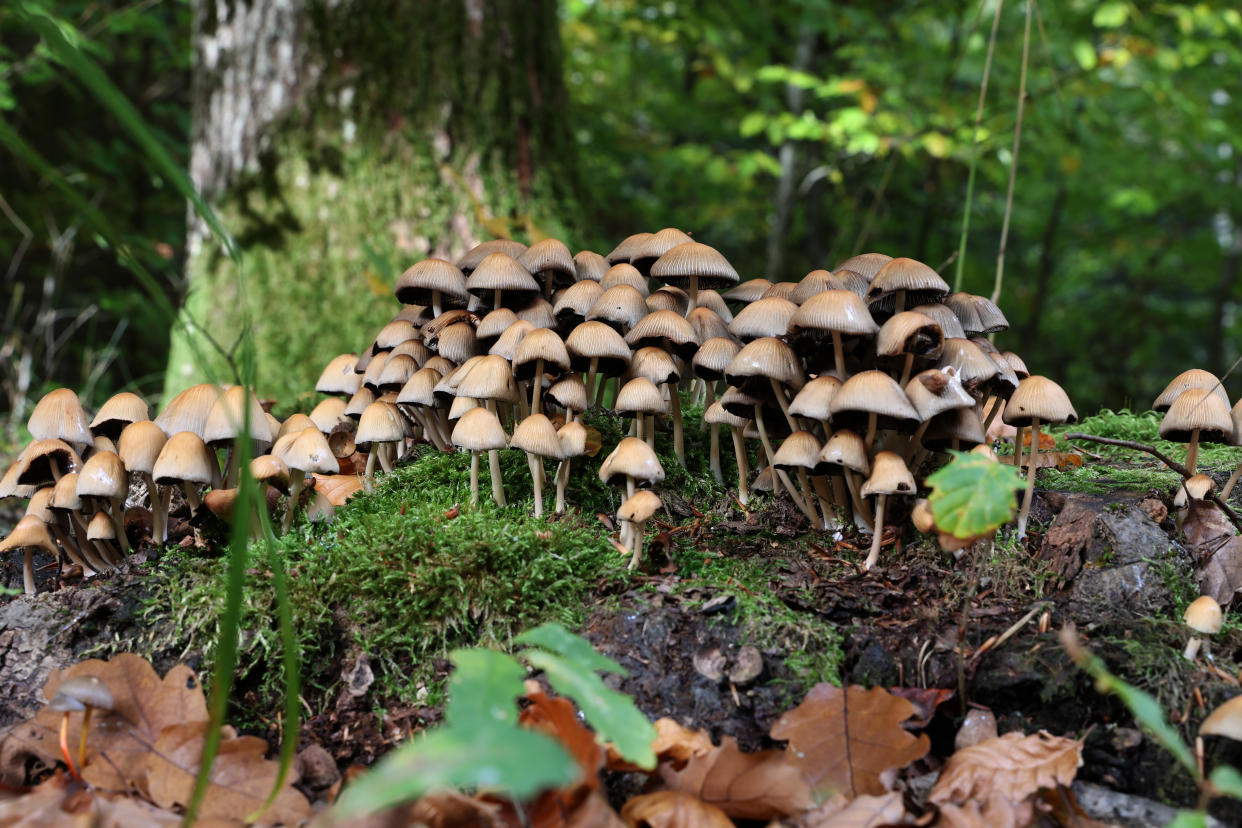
[991,0,1033,305]
[1064,432,1242,534]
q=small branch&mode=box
[1063,432,1242,534]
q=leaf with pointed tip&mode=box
[515,622,627,676]
[926,451,1024,539]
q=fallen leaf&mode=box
[1197,536,1242,606]
[567,791,626,827]
[605,717,714,773]
[0,774,184,827]
[520,691,605,828]
[935,793,1033,828]
[145,721,311,824]
[927,731,1082,807]
[620,791,733,828]
[887,687,954,729]
[312,473,365,507]
[659,734,810,821]
[769,683,930,797]
[1183,500,1233,548]
[410,790,506,827]
[798,791,906,827]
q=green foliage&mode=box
[926,451,1025,539]
[334,624,654,818]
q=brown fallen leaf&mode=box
[659,734,811,821]
[797,791,906,828]
[1183,499,1233,549]
[2,653,209,793]
[935,793,1033,828]
[887,687,954,729]
[620,791,733,828]
[0,773,184,827]
[145,721,311,824]
[312,473,365,507]
[1198,536,1242,607]
[605,717,714,773]
[409,790,506,828]
[769,683,930,797]
[519,691,605,828]
[927,731,1082,807]
[567,791,626,828]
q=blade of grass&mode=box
[990,0,1033,306]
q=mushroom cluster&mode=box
[2,233,1075,582]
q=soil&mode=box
[4,477,1242,823]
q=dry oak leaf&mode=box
[145,721,311,825]
[934,793,1033,828]
[0,773,184,827]
[769,683,930,797]
[798,791,907,828]
[311,473,364,506]
[927,731,1081,807]
[519,691,605,828]
[659,734,811,821]
[606,718,714,773]
[620,791,733,828]
[3,653,209,793]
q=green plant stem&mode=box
[991,0,1033,305]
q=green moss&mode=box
[1052,409,1242,469]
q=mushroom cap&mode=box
[0,514,56,554]
[922,407,988,451]
[376,353,420,391]
[828,371,920,431]
[153,431,217,486]
[388,338,433,365]
[1002,376,1078,427]
[451,406,508,451]
[772,430,824,471]
[1160,386,1237,444]
[1154,370,1229,412]
[615,378,667,416]
[789,376,843,422]
[876,311,944,360]
[729,297,799,342]
[691,337,742,382]
[553,280,606,325]
[117,421,168,476]
[510,414,564,460]
[436,322,481,365]
[276,427,339,475]
[1184,595,1223,635]
[457,239,528,273]
[618,489,662,523]
[465,252,540,306]
[514,328,571,376]
[76,451,128,500]
[395,258,470,307]
[631,227,694,275]
[250,455,291,492]
[694,290,734,323]
[397,367,444,407]
[345,387,378,420]
[865,257,949,310]
[599,437,665,487]
[830,269,872,298]
[51,675,114,711]
[456,355,520,404]
[87,510,115,541]
[566,321,632,375]
[1201,695,1242,741]
[760,282,798,302]
[355,401,406,447]
[393,305,434,326]
[818,429,870,475]
[422,310,476,350]
[515,296,556,329]
[724,337,806,391]
[489,320,536,361]
[557,421,588,457]
[14,439,82,488]
[1173,474,1216,508]
[518,238,577,287]
[939,338,1001,396]
[650,242,740,290]
[703,400,749,428]
[600,263,650,297]
[25,487,54,523]
[646,286,691,317]
[50,473,82,511]
[861,451,916,497]
[573,250,609,282]
[274,414,315,442]
[631,347,680,386]
[905,369,975,421]
[790,269,840,305]
[1000,351,1030,380]
[548,375,589,413]
[606,232,654,265]
[448,395,480,421]
[477,308,521,344]
[28,388,93,445]
[686,307,732,343]
[90,392,150,440]
[374,320,419,352]
[625,310,700,360]
[787,290,879,338]
[945,293,1010,335]
[910,303,967,340]
[203,386,271,446]
[723,279,772,303]
[588,284,649,332]
[309,397,349,433]
[833,252,892,282]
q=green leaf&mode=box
[523,649,656,770]
[1164,812,1207,828]
[1210,765,1242,801]
[1093,2,1130,28]
[331,725,577,818]
[515,622,628,676]
[444,648,527,730]
[925,452,1025,539]
[1072,40,1098,71]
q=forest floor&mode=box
[2,409,1242,823]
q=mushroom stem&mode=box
[842,469,874,531]
[141,471,166,543]
[667,382,685,465]
[516,382,530,420]
[470,450,481,506]
[754,404,816,523]
[904,421,930,463]
[108,496,130,555]
[1186,428,1201,474]
[730,426,750,506]
[485,401,506,507]
[555,459,570,514]
[769,378,799,433]
[78,707,94,769]
[531,358,545,417]
[528,454,544,518]
[363,450,377,493]
[1184,636,1203,661]
[585,358,599,409]
[831,331,847,380]
[899,353,915,387]
[431,289,442,319]
[69,513,111,572]
[181,481,201,510]
[1016,417,1041,539]
[864,493,887,569]
[50,521,93,576]
[864,412,878,454]
[628,519,646,570]
[1222,462,1242,500]
[894,289,906,314]
[1013,425,1026,468]
[688,275,699,311]
[282,469,306,533]
[378,442,394,474]
[59,713,81,782]
[626,474,636,500]
[980,396,1001,433]
[22,548,35,595]
[493,288,503,310]
[808,473,834,527]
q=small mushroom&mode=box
[861,451,916,570]
[452,407,508,507]
[618,489,661,570]
[1,515,57,595]
[1183,596,1223,661]
[47,675,114,781]
[1003,376,1078,539]
[510,414,564,518]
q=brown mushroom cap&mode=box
[465,252,540,308]
[631,227,694,275]
[876,311,944,360]
[1173,474,1216,508]
[515,296,557,329]
[723,279,773,304]
[905,369,975,421]
[0,514,57,555]
[250,455,291,492]
[518,238,576,289]
[605,232,653,265]
[861,451,916,497]
[618,489,662,523]
[204,386,272,447]
[436,322,482,365]
[1154,369,1229,412]
[946,293,1009,335]
[829,371,920,432]
[729,297,799,342]
[477,308,520,345]
[910,303,967,340]
[451,406,508,451]
[1185,595,1223,635]
[703,400,749,428]
[787,290,879,339]
[625,310,700,361]
[50,473,82,512]
[276,427,339,475]
[488,320,536,361]
[818,429,870,475]
[514,329,571,378]
[355,401,406,449]
[588,284,649,332]
[1002,376,1078,428]
[650,242,740,290]
[152,431,217,486]
[316,354,363,398]
[90,392,150,440]
[833,252,892,282]
[86,510,116,542]
[14,439,82,488]
[646,286,691,316]
[865,257,950,313]
[921,407,987,451]
[566,321,632,375]
[691,337,743,383]
[456,355,520,404]
[510,414,565,460]
[686,307,733,343]
[615,378,667,417]
[76,451,128,501]
[309,397,349,433]
[573,250,610,282]
[631,347,680,386]
[788,376,843,422]
[553,281,606,326]
[548,375,589,414]
[557,421,589,457]
[772,430,825,471]
[28,388,93,445]
[724,337,806,393]
[395,258,470,307]
[457,239,528,273]
[599,264,650,297]
[599,437,665,487]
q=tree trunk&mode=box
[166,0,578,401]
[763,24,816,281]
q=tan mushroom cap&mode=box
[309,397,349,433]
[939,338,1001,395]
[830,269,871,297]
[1001,351,1030,380]
[865,257,949,309]
[557,421,589,457]
[514,329,571,377]
[518,238,576,287]
[703,400,749,428]
[615,378,667,417]
[90,392,150,439]
[1174,474,1216,508]
[574,250,609,282]
[54,675,115,712]
[625,310,700,360]
[1201,695,1242,741]
[905,369,975,421]
[76,451,128,500]
[457,239,528,273]
[618,489,662,524]
[376,353,420,391]
[631,347,680,386]
[50,473,82,511]
[695,289,733,323]
[772,431,824,471]
[834,252,892,282]
[725,337,806,391]
[599,437,665,487]
[87,510,116,541]
[395,258,469,307]
[588,283,649,331]
[946,293,1009,335]
[828,371,919,430]
[789,376,843,422]
[437,322,481,364]
[488,319,536,361]
[787,290,879,338]
[465,252,540,305]
[861,451,916,497]
[650,242,740,290]
[0,515,57,555]
[516,296,556,329]
[723,279,772,303]
[911,303,967,340]
[398,367,444,407]
[202,386,271,447]
[1154,369,1229,412]
[118,421,168,475]
[687,307,732,343]
[456,355,520,403]
[152,431,217,486]
[692,337,742,382]
[646,287,691,316]
[277,427,339,475]
[316,354,361,397]
[14,439,82,488]
[355,401,406,448]
[819,429,870,475]
[729,297,799,342]
[876,311,944,359]
[510,414,565,460]
[451,407,508,451]
[28,388,93,445]
[25,487,54,523]
[922,407,988,451]
[477,308,520,344]
[631,227,694,274]
[1185,595,1223,635]
[790,269,839,305]
[600,264,650,297]
[448,395,480,421]
[250,455,291,492]
[1001,376,1077,428]
[548,375,589,413]
[374,320,419,351]
[421,309,475,349]
[761,282,799,302]
[276,413,316,442]
[554,280,606,324]
[566,321,632,374]
[605,232,654,264]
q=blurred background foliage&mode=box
[3,0,1242,444]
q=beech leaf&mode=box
[620,790,734,828]
[925,452,1024,540]
[659,734,811,820]
[769,683,930,797]
[310,472,364,507]
[799,791,907,827]
[927,731,1082,806]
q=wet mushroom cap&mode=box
[28,388,93,445]
[1158,388,1232,443]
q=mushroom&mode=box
[355,401,406,491]
[76,451,130,555]
[152,431,218,513]
[615,377,666,446]
[1153,369,1228,412]
[566,321,632,409]
[395,258,469,317]
[1,515,57,594]
[630,227,694,277]
[1159,387,1233,476]
[573,250,609,282]
[309,397,350,434]
[1183,596,1223,661]
[454,355,520,505]
[861,451,916,570]
[618,490,662,570]
[518,238,577,299]
[865,257,949,319]
[649,241,739,310]
[452,407,508,507]
[729,297,799,344]
[50,473,112,573]
[273,428,339,530]
[773,431,830,528]
[600,263,651,297]
[1002,376,1078,539]
[828,370,919,455]
[598,437,665,500]
[26,486,92,576]
[464,251,540,311]
[315,354,362,398]
[89,391,149,442]
[47,675,113,782]
[27,388,94,452]
[154,382,223,439]
[605,232,653,265]
[877,311,944,387]
[1173,473,1215,533]
[204,386,270,486]
[514,329,570,417]
[692,337,743,483]
[704,401,751,505]
[510,414,564,518]
[554,421,587,515]
[458,239,528,275]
